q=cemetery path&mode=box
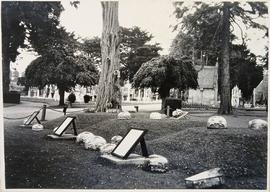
[3,101,87,121]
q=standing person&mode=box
[51,85,55,98]
[46,86,50,98]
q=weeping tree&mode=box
[133,56,198,110]
[173,2,268,114]
[96,1,121,112]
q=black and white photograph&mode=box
[1,0,269,190]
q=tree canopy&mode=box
[173,2,268,114]
[24,28,99,105]
[119,26,162,81]
[230,44,264,101]
[80,26,162,82]
[133,56,198,109]
[1,1,64,94]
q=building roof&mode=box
[195,65,218,89]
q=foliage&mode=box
[24,57,53,89]
[119,26,162,81]
[84,95,91,103]
[133,56,198,108]
[230,44,264,100]
[172,2,268,114]
[122,44,162,81]
[80,37,102,69]
[17,77,27,86]
[1,1,64,94]
[170,4,223,65]
[81,26,161,82]
[1,1,63,62]
[24,28,99,105]
[67,92,76,103]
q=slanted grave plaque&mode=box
[111,128,148,159]
[20,111,41,127]
[48,116,77,139]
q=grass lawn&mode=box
[4,111,267,189]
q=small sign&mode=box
[53,116,77,136]
[24,111,41,125]
[111,128,148,159]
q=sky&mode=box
[14,0,268,75]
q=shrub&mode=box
[67,92,76,103]
[3,91,21,104]
[84,95,91,103]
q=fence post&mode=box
[167,105,170,116]
[134,106,139,112]
[41,104,47,121]
[63,104,68,115]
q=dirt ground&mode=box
[4,109,268,189]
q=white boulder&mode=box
[142,154,169,173]
[150,112,167,120]
[172,109,184,117]
[84,136,107,150]
[111,135,123,144]
[117,111,131,120]
[32,123,44,131]
[207,116,227,129]
[248,119,267,130]
[99,143,117,155]
[76,132,95,143]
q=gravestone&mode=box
[150,112,166,120]
[47,116,77,140]
[21,111,41,127]
[84,136,107,150]
[142,154,169,173]
[100,143,117,155]
[111,135,123,144]
[207,116,227,129]
[76,132,95,143]
[32,123,44,131]
[185,168,225,189]
[117,111,131,120]
[172,109,189,119]
[248,119,267,130]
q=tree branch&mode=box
[230,15,245,45]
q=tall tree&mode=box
[24,28,99,106]
[119,26,161,81]
[81,37,102,69]
[219,2,231,114]
[230,44,263,101]
[121,44,161,82]
[133,56,198,109]
[96,1,121,112]
[81,27,161,82]
[173,2,268,114]
[1,1,63,95]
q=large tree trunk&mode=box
[96,1,121,112]
[2,54,10,95]
[2,5,10,96]
[58,87,65,106]
[218,3,232,114]
[158,86,170,111]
